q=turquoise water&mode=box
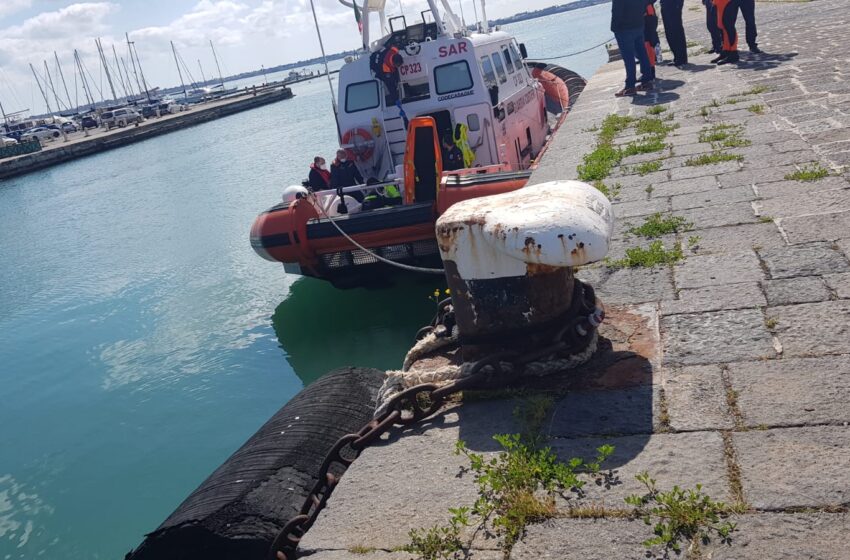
[0,5,609,559]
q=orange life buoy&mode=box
[340,127,375,162]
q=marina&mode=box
[0,5,611,558]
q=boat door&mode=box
[403,117,443,205]
[453,103,495,166]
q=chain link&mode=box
[267,280,604,560]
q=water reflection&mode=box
[0,475,52,555]
[272,274,445,385]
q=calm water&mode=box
[0,5,609,559]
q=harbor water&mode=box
[0,5,610,559]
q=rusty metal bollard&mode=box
[436,180,614,361]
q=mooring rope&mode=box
[308,193,446,275]
[532,37,614,61]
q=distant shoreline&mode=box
[493,0,611,26]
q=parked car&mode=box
[61,122,78,133]
[81,116,98,129]
[1,136,18,147]
[22,127,61,143]
[101,108,143,129]
[140,105,157,118]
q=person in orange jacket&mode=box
[712,0,740,65]
[644,1,660,83]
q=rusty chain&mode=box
[266,280,603,560]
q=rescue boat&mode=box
[250,0,586,287]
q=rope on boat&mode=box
[309,193,447,275]
[532,37,614,61]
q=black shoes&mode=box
[717,53,740,64]
[710,53,726,64]
[749,45,763,54]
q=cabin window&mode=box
[467,113,480,132]
[491,54,508,84]
[434,61,474,95]
[509,44,524,69]
[502,48,515,74]
[480,56,497,88]
[345,80,380,113]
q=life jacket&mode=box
[454,124,475,168]
[382,46,401,74]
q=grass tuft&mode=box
[634,160,663,176]
[609,240,685,268]
[592,180,621,200]
[628,213,693,238]
[784,163,830,182]
[747,104,765,114]
[646,105,668,115]
[685,152,744,166]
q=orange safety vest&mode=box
[382,46,400,74]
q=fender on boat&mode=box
[528,62,587,116]
[124,367,385,560]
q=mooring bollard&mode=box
[436,180,614,361]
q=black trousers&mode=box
[738,0,758,48]
[660,0,688,65]
[705,0,722,51]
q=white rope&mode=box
[308,193,446,275]
[375,331,599,416]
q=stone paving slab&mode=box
[673,252,764,289]
[664,365,734,431]
[734,426,850,510]
[687,222,787,254]
[306,551,502,560]
[661,282,765,316]
[780,210,850,244]
[727,356,850,427]
[760,242,850,279]
[662,308,775,366]
[510,518,658,560]
[756,176,849,199]
[825,272,850,298]
[769,300,850,357]
[763,276,832,306]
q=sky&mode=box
[0,0,570,115]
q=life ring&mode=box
[341,127,375,162]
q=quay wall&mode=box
[0,87,293,182]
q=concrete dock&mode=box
[0,85,293,181]
[295,0,850,557]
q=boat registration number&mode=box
[399,62,424,77]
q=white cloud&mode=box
[134,1,251,49]
[0,0,32,21]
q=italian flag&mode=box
[353,1,362,33]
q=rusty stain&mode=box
[526,263,559,276]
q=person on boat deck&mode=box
[307,156,330,190]
[611,0,653,97]
[330,149,364,189]
[374,44,403,106]
[442,133,464,171]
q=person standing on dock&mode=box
[330,150,364,189]
[660,0,689,67]
[738,0,761,53]
[703,0,723,54]
[644,1,661,83]
[611,0,653,97]
[712,0,741,65]
[308,156,330,190]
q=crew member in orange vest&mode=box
[380,45,404,105]
[712,0,740,65]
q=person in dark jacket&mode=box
[442,133,464,171]
[703,0,723,54]
[330,149,364,189]
[738,0,760,53]
[644,1,660,83]
[307,156,330,190]
[611,0,653,97]
[660,0,688,66]
[712,0,740,65]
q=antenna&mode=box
[310,0,339,133]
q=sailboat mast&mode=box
[197,59,207,85]
[126,33,147,101]
[74,50,94,108]
[171,41,188,100]
[55,52,73,110]
[308,0,338,130]
[210,40,225,89]
[96,38,118,101]
[121,57,136,98]
[112,44,130,99]
[44,60,64,112]
[30,63,53,115]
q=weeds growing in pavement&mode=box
[785,163,830,182]
[627,213,693,238]
[578,142,622,182]
[698,123,751,148]
[685,152,744,166]
[765,317,778,329]
[348,546,376,554]
[405,509,468,560]
[593,180,622,200]
[609,240,685,268]
[740,85,771,95]
[687,236,701,249]
[635,116,678,136]
[634,160,663,176]
[622,135,669,157]
[759,216,774,223]
[747,104,765,114]
[625,472,737,558]
[647,105,668,115]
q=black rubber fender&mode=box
[527,61,588,113]
[125,367,385,560]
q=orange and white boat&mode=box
[250,0,585,287]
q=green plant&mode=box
[784,163,830,181]
[765,317,778,329]
[628,213,693,238]
[699,106,711,117]
[740,85,771,95]
[622,135,669,157]
[513,395,554,447]
[687,236,701,249]
[725,97,740,105]
[405,510,468,560]
[635,116,678,136]
[348,545,376,554]
[609,240,685,268]
[593,180,621,200]
[747,104,765,114]
[455,436,614,550]
[634,160,663,176]
[758,216,774,223]
[645,185,655,195]
[625,472,737,557]
[685,152,743,166]
[647,105,668,115]
[577,142,622,181]
[698,123,751,148]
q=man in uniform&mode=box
[712,0,740,65]
[660,0,688,67]
[703,0,722,55]
[739,0,761,53]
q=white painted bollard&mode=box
[436,180,614,360]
